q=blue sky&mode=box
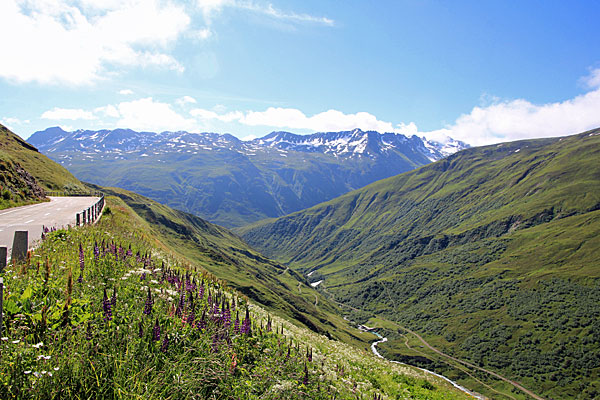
[1,0,599,145]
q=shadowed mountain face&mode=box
[1,124,87,209]
[238,128,600,399]
[28,127,467,227]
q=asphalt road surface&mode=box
[0,196,100,259]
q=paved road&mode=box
[0,196,100,258]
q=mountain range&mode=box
[238,128,600,399]
[1,123,469,399]
[28,127,467,227]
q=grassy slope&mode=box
[0,197,469,399]
[238,128,600,399]
[89,184,372,348]
[0,122,364,345]
[0,124,86,193]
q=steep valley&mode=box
[239,128,600,399]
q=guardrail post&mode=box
[1,277,4,335]
[11,231,28,264]
[0,247,6,272]
[76,213,80,226]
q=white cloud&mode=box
[196,0,334,26]
[239,107,405,133]
[176,96,198,106]
[116,97,198,132]
[0,0,190,85]
[190,108,243,122]
[119,89,134,95]
[424,82,600,146]
[1,117,29,132]
[581,68,600,89]
[189,106,416,134]
[41,107,97,120]
[95,105,120,118]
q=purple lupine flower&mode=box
[94,242,100,260]
[187,308,195,326]
[266,316,272,332]
[211,334,218,353]
[197,309,207,330]
[161,335,169,353]
[140,272,146,281]
[77,243,85,283]
[234,311,240,333]
[303,363,309,385]
[102,288,112,322]
[222,303,231,329]
[198,282,205,299]
[126,244,132,258]
[175,291,184,317]
[143,287,153,315]
[241,307,251,335]
[138,320,144,338]
[152,318,160,341]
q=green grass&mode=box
[0,196,470,399]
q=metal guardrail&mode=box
[76,194,105,226]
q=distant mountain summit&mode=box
[250,128,465,160]
[28,127,468,227]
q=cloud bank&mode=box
[37,68,600,146]
[424,71,600,146]
[0,0,190,85]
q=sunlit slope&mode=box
[239,128,600,399]
[92,184,369,346]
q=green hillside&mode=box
[90,184,369,346]
[239,128,600,399]
[0,124,86,194]
[0,196,469,399]
[0,123,361,344]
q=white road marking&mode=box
[24,220,35,224]
[44,213,51,216]
[0,202,47,216]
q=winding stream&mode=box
[370,332,486,399]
